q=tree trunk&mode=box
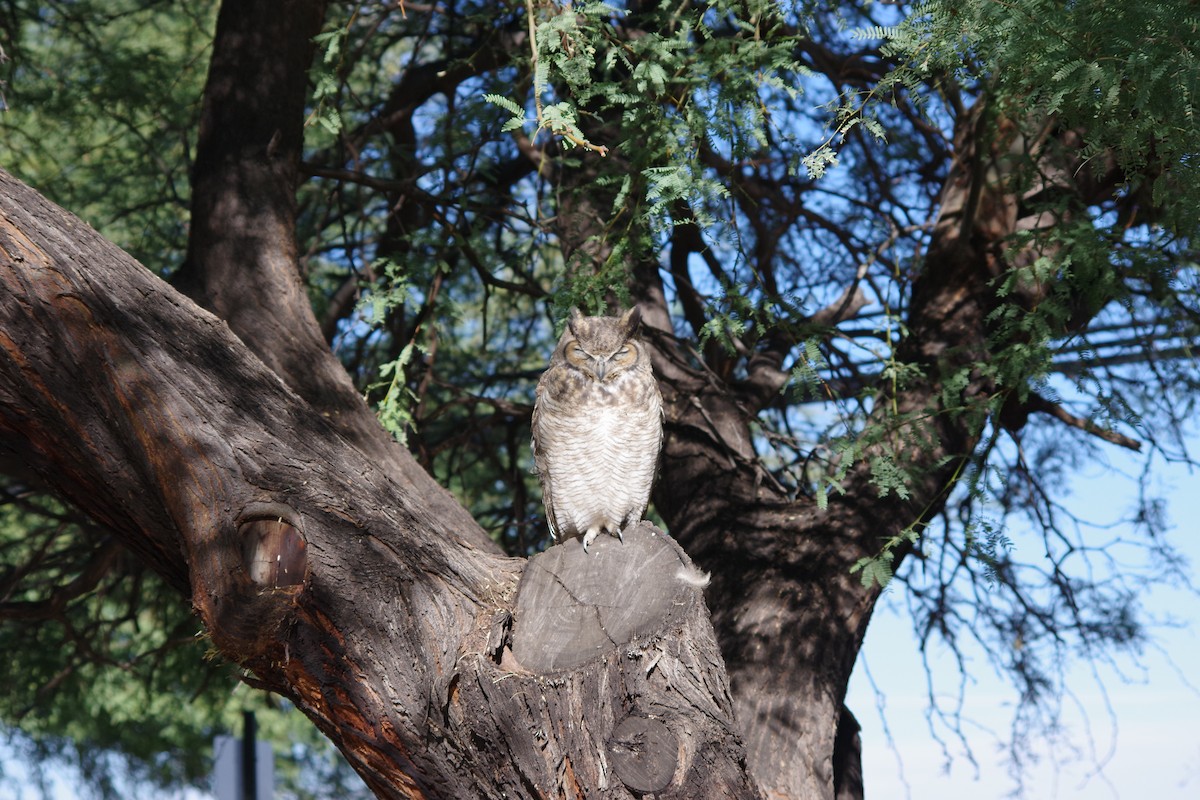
[170,0,494,554]
[630,98,1082,799]
[0,167,759,798]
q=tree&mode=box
[1,0,1197,798]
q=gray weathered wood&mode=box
[608,715,678,793]
[513,521,702,672]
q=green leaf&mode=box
[483,93,525,117]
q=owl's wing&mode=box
[530,393,560,540]
[655,393,665,458]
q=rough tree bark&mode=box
[627,100,1130,799]
[0,166,759,798]
[544,102,882,799]
[171,0,488,539]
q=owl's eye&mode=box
[565,342,590,366]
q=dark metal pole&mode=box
[241,710,257,800]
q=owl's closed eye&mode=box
[563,338,640,381]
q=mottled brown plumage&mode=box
[532,307,664,551]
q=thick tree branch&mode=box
[0,167,756,799]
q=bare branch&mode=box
[1025,393,1142,452]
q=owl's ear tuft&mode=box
[567,307,585,336]
[618,306,642,337]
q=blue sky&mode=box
[847,448,1200,799]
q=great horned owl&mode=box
[532,307,664,552]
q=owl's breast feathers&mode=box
[534,368,662,431]
[532,369,663,541]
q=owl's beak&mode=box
[593,358,608,381]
